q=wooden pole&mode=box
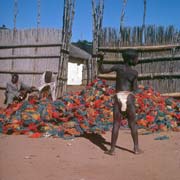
[0,43,62,49]
[12,0,18,56]
[56,0,75,98]
[98,72,180,80]
[97,55,180,64]
[98,44,180,53]
[119,0,128,46]
[92,0,104,80]
[142,0,146,45]
[36,0,41,43]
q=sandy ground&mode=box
[0,85,180,180]
[0,130,180,180]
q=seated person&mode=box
[38,71,57,101]
[5,73,34,106]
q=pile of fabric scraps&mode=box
[0,79,180,138]
[0,79,114,138]
[135,85,180,132]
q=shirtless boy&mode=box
[98,49,142,155]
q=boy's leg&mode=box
[127,95,142,154]
[105,98,122,155]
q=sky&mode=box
[0,0,180,42]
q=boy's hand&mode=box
[97,52,104,64]
[30,86,38,92]
[97,52,104,58]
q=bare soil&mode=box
[0,85,180,180]
[0,130,180,180]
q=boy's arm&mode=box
[132,73,138,93]
[20,82,31,91]
[6,83,20,97]
[97,52,116,74]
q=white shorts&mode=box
[116,91,132,111]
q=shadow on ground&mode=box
[80,132,134,154]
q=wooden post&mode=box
[142,0,146,45]
[119,0,128,46]
[56,0,75,98]
[92,0,104,80]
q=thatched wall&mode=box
[100,25,180,46]
[0,29,62,89]
[98,25,180,94]
[0,29,89,95]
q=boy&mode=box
[98,49,142,155]
[5,73,33,105]
[39,71,57,101]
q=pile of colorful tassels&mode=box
[135,85,180,132]
[0,79,180,138]
[0,79,114,138]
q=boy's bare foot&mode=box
[104,149,115,155]
[134,148,144,155]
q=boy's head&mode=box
[11,73,19,84]
[122,49,138,66]
[44,71,52,83]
